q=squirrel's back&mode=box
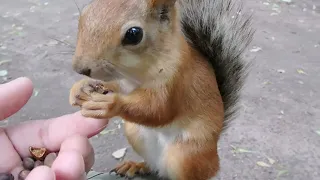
[179,0,254,127]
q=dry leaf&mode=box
[297,69,306,74]
[272,4,281,13]
[231,145,253,153]
[99,128,117,135]
[277,69,286,73]
[256,161,271,167]
[0,60,11,66]
[250,46,262,52]
[33,89,39,97]
[47,40,58,46]
[16,26,23,31]
[267,157,276,164]
[30,6,36,12]
[277,170,288,177]
[112,148,127,159]
[99,130,110,135]
[263,81,271,85]
[0,70,8,77]
[236,148,253,153]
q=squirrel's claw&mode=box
[109,161,151,179]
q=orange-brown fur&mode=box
[118,38,224,180]
[68,0,242,179]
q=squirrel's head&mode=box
[72,0,180,83]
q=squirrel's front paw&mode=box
[69,78,121,119]
[81,93,121,119]
[69,78,115,107]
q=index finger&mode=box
[5,111,109,157]
[0,77,33,120]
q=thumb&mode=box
[25,166,56,180]
[0,77,33,120]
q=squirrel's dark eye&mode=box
[122,27,143,46]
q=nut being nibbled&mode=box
[91,82,113,95]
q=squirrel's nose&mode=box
[72,56,92,77]
[78,68,92,77]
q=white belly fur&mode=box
[137,124,184,178]
[134,124,218,180]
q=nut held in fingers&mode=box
[22,157,35,170]
[29,147,48,161]
[18,170,30,180]
[34,160,44,168]
[44,153,57,167]
[0,173,14,180]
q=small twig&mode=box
[87,172,105,179]
[48,36,75,48]
[56,51,74,55]
[72,0,81,14]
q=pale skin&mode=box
[0,77,109,180]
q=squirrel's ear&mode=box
[150,0,176,22]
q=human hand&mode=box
[0,77,109,180]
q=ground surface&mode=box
[0,0,319,179]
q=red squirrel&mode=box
[69,0,254,179]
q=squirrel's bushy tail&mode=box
[179,0,254,127]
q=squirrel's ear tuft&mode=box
[150,0,176,22]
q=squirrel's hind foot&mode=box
[109,161,151,179]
